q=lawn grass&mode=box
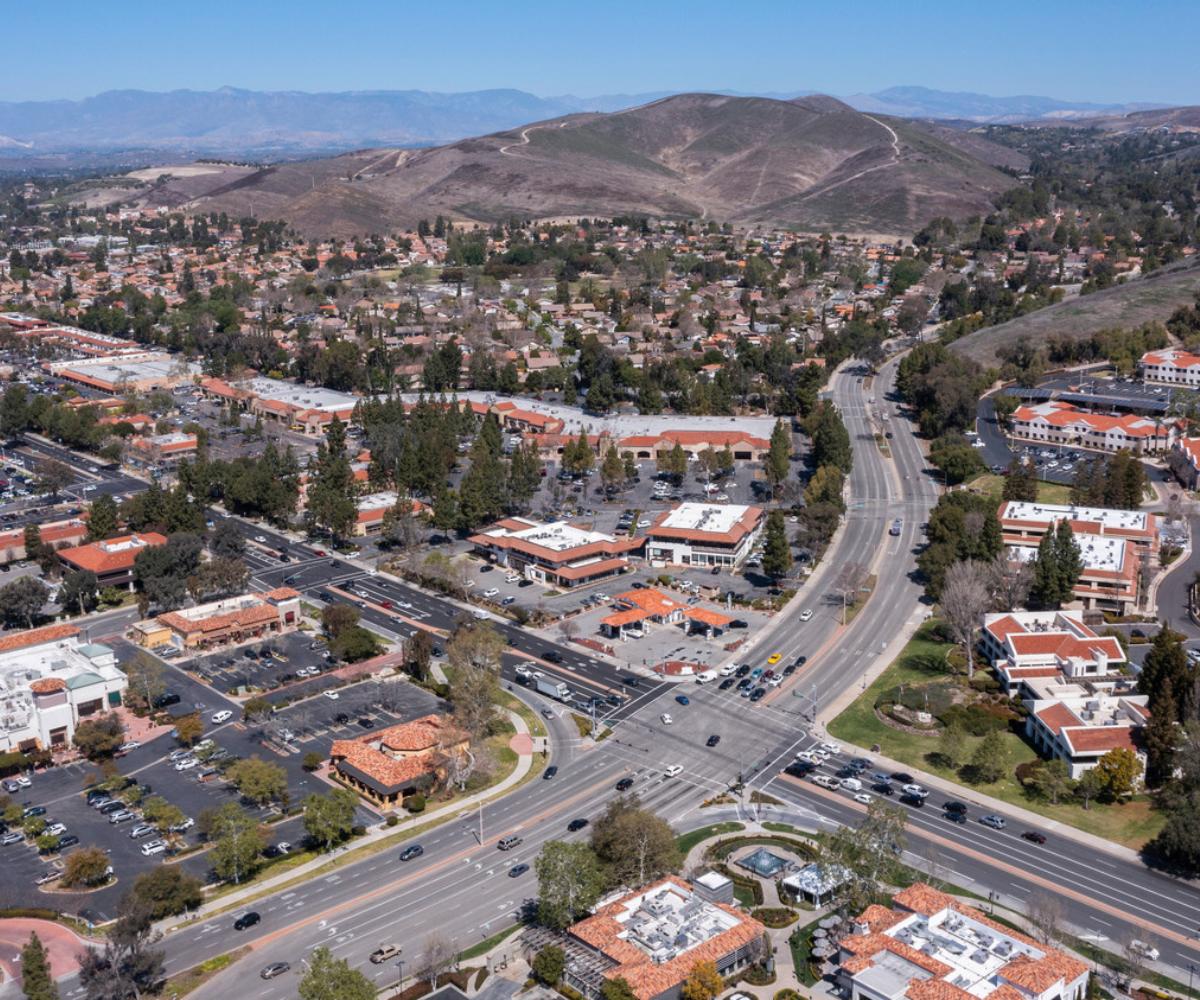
[675,821,744,856]
[458,922,522,962]
[963,473,1073,505]
[162,947,250,997]
[827,622,1164,848]
[789,918,824,987]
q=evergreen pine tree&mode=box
[20,931,58,1000]
[760,511,793,581]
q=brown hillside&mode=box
[152,93,1019,237]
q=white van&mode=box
[841,777,863,792]
[694,670,717,684]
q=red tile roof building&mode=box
[129,587,301,650]
[469,517,643,589]
[330,714,469,805]
[1008,400,1180,454]
[1140,348,1200,387]
[981,611,1148,778]
[616,430,769,463]
[565,876,766,1000]
[57,532,168,589]
[836,884,1088,1000]
[0,517,87,565]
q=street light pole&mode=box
[396,954,406,993]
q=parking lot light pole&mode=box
[396,953,405,992]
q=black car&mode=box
[735,665,751,677]
[782,664,796,676]
[784,762,813,778]
[57,835,80,849]
[706,734,721,747]
[543,766,558,780]
[729,620,748,629]
[234,911,261,931]
[944,810,966,824]
[508,863,530,877]
[518,579,534,588]
[22,805,45,818]
[622,675,640,688]
[848,758,872,771]
[399,844,425,861]
[357,717,374,728]
[85,790,109,805]
[543,650,564,664]
[333,713,349,725]
[736,678,753,690]
[871,782,894,796]
[794,655,808,666]
[1021,830,1047,845]
[890,771,914,784]
[944,800,968,815]
[567,818,589,832]
[615,777,634,792]
[749,687,766,702]
[718,678,735,690]
[899,793,925,807]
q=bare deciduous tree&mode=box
[941,560,992,679]
[987,553,1033,613]
[1026,891,1064,944]
[417,933,457,987]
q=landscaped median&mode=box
[827,619,1165,848]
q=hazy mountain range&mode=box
[0,84,1170,159]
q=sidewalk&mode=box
[157,705,536,934]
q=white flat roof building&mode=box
[644,502,764,569]
[1008,532,1127,573]
[1000,501,1150,534]
[239,377,360,413]
[0,625,127,754]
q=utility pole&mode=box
[478,800,483,846]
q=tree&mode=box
[1002,459,1038,502]
[804,464,844,508]
[536,840,606,929]
[1074,767,1105,811]
[531,945,565,986]
[940,560,991,679]
[140,795,185,836]
[602,978,638,1000]
[133,532,204,611]
[0,384,30,442]
[446,622,504,739]
[1028,759,1073,805]
[173,713,204,747]
[806,400,852,473]
[416,934,456,988]
[321,602,360,639]
[209,519,246,559]
[986,552,1033,612]
[826,800,908,913]
[207,802,265,884]
[61,846,111,888]
[967,731,1007,784]
[1025,892,1065,944]
[303,788,359,852]
[1139,626,1197,721]
[20,931,59,1000]
[60,569,99,616]
[73,713,125,759]
[407,629,433,683]
[1143,686,1182,787]
[86,494,120,542]
[79,899,164,1000]
[681,960,724,1000]
[129,865,202,919]
[226,756,288,807]
[305,417,357,542]
[765,419,791,487]
[760,510,792,581]
[331,625,380,663]
[590,796,680,887]
[122,653,166,713]
[298,946,375,1000]
[0,576,48,629]
[35,458,74,499]
[1093,747,1141,800]
[600,445,626,495]
[936,724,969,770]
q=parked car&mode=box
[615,777,634,792]
[706,734,721,747]
[109,810,137,824]
[141,840,167,857]
[674,694,690,706]
[664,764,683,778]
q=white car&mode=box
[14,775,30,788]
[664,764,683,778]
[44,823,66,837]
[254,535,267,543]
[322,690,340,700]
[1129,940,1159,962]
[719,663,738,677]
[483,587,500,599]
[174,758,197,771]
[140,840,167,857]
[504,574,520,584]
[853,793,872,805]
[211,710,233,724]
[902,783,929,798]
[799,609,814,621]
[660,713,673,725]
[820,742,841,754]
[396,600,413,610]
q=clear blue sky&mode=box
[5,0,1195,105]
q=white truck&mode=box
[532,672,571,702]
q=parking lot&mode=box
[187,629,334,696]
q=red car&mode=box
[380,600,394,610]
[312,549,325,556]
[1020,830,1046,845]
